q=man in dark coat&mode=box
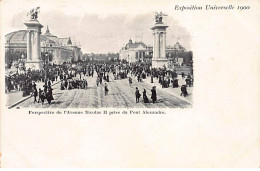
[180,85,188,97]
[33,88,38,103]
[48,80,51,87]
[38,88,42,103]
[106,74,109,82]
[137,74,140,82]
[96,77,99,87]
[38,88,45,105]
[60,81,64,90]
[151,86,157,103]
[104,83,109,96]
[135,87,141,103]
[100,76,102,85]
[173,78,179,88]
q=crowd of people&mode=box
[135,86,157,104]
[5,68,58,96]
[127,63,193,99]
[60,78,88,90]
[5,61,193,106]
[32,83,54,105]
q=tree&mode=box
[5,49,25,69]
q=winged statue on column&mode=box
[27,7,40,20]
[155,12,167,23]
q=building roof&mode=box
[67,37,72,45]
[58,38,71,46]
[124,39,147,50]
[5,30,56,44]
[43,25,58,38]
[173,41,186,50]
[5,30,27,43]
[131,42,147,48]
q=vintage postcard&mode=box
[0,0,259,168]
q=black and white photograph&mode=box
[4,5,193,109]
[1,0,260,168]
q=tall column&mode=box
[156,32,160,58]
[151,20,168,68]
[27,31,32,60]
[24,19,43,70]
[161,31,166,58]
[36,30,41,60]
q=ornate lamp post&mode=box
[44,51,49,86]
[43,40,52,86]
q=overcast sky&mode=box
[2,0,191,54]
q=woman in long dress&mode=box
[46,87,54,105]
[143,89,149,103]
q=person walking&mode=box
[173,78,179,88]
[48,80,51,87]
[38,88,42,103]
[60,81,64,90]
[46,87,54,105]
[40,89,45,105]
[64,79,68,89]
[137,74,140,82]
[106,74,109,82]
[135,87,141,103]
[96,77,99,87]
[151,86,157,103]
[43,85,47,95]
[33,87,38,103]
[39,88,45,104]
[143,89,149,103]
[104,83,109,96]
[180,84,188,97]
[129,77,132,86]
[100,76,103,85]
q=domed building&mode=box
[5,26,82,68]
[173,41,185,52]
[119,39,153,63]
[119,39,192,66]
